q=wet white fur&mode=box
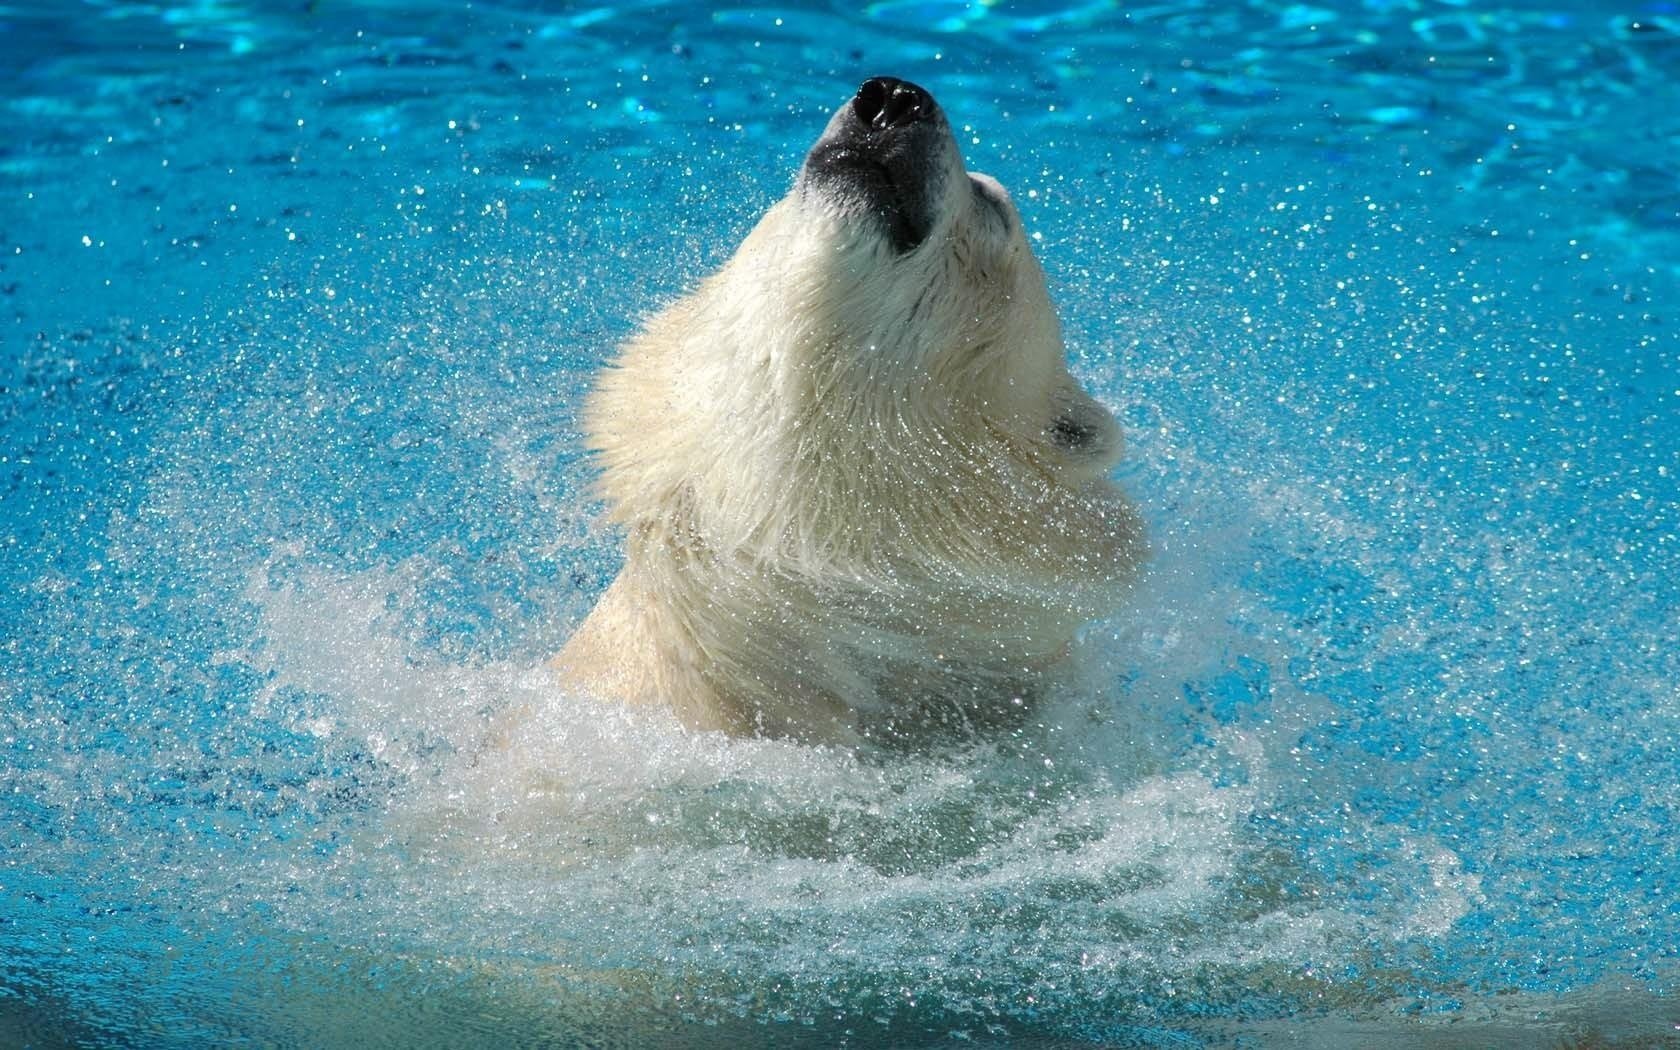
[552,134,1144,744]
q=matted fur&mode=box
[553,91,1144,745]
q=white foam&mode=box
[222,556,1494,1027]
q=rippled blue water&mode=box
[2,1,1677,1046]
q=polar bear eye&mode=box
[969,176,1012,229]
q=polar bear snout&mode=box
[851,77,935,131]
[797,77,959,253]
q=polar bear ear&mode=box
[1046,383,1123,474]
[967,172,1015,228]
[1049,413,1100,450]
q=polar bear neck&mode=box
[597,351,1027,564]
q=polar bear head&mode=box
[589,77,1131,576]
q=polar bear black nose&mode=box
[799,76,953,252]
[852,77,934,130]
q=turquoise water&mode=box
[3,1,1677,1046]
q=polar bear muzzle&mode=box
[796,77,958,253]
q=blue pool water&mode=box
[2,1,1677,1045]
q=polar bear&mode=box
[553,77,1144,745]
